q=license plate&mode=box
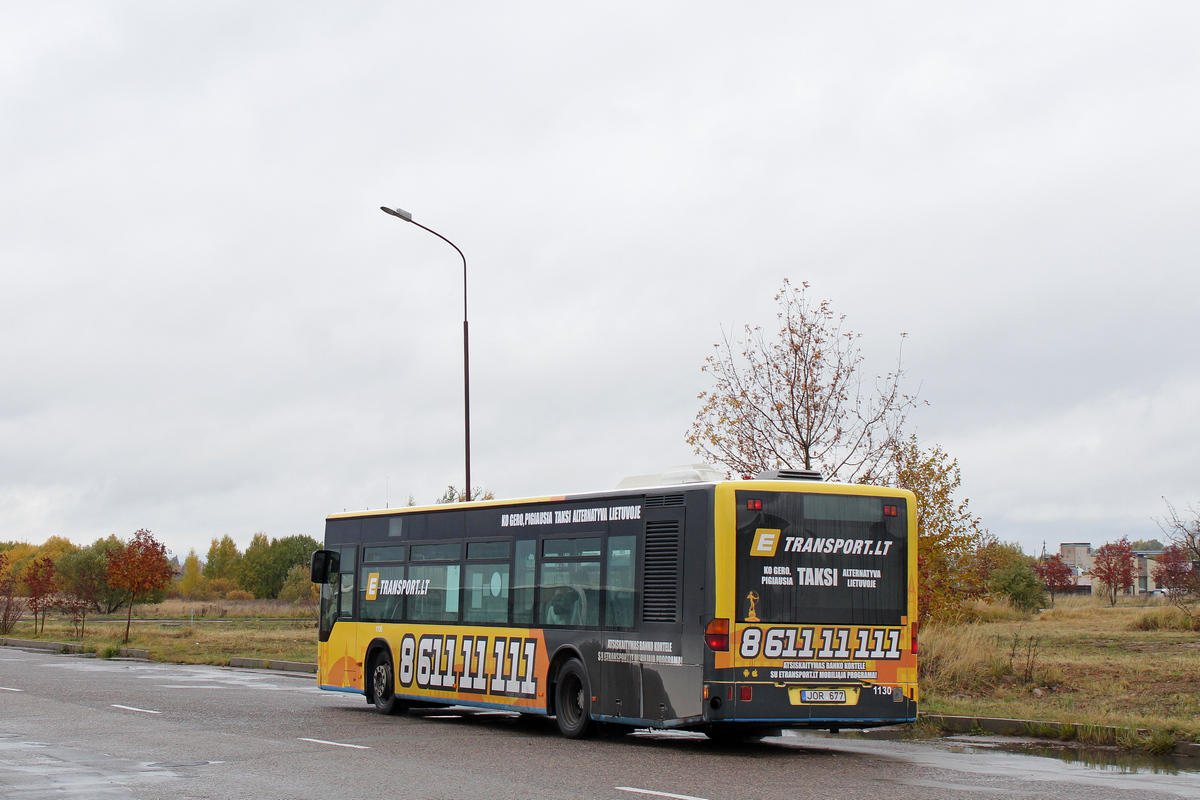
[800,690,846,703]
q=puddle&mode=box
[944,737,1199,775]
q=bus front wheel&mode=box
[554,660,594,739]
[370,651,406,716]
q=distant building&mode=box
[1133,550,1165,595]
[1059,543,1094,591]
[1057,542,1164,596]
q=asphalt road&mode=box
[1,647,1196,800]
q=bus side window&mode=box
[337,546,357,619]
[606,535,636,629]
[464,563,509,624]
[407,564,461,622]
[319,579,339,637]
[512,539,536,625]
[539,557,600,627]
[339,572,354,618]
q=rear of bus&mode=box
[703,479,917,734]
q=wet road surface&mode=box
[1,646,1197,799]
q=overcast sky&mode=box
[3,2,1198,561]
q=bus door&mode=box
[635,508,700,724]
[317,545,360,691]
[598,530,640,721]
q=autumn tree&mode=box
[81,537,132,614]
[963,540,1043,611]
[177,549,206,600]
[0,551,25,636]
[31,535,78,567]
[57,542,108,614]
[237,533,322,599]
[1151,545,1200,617]
[1090,537,1135,606]
[889,436,987,622]
[1033,554,1076,606]
[22,556,56,634]
[237,533,275,599]
[987,560,1044,612]
[203,535,243,583]
[278,563,320,619]
[688,280,922,482]
[0,542,37,587]
[106,529,176,643]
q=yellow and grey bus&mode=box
[309,467,918,739]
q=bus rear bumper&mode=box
[702,681,916,729]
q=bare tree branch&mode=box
[688,280,924,481]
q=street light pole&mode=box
[380,206,471,500]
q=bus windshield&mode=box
[735,491,907,626]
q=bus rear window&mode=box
[735,491,907,626]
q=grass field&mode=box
[4,595,1197,748]
[919,596,1200,746]
[2,599,318,665]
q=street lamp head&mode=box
[380,206,413,221]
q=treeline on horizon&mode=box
[0,531,321,610]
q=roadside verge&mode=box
[922,713,1200,758]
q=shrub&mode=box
[1130,607,1200,631]
[961,599,1030,623]
[225,590,255,601]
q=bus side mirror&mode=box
[310,550,340,583]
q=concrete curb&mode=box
[921,714,1200,758]
[0,637,148,660]
[228,657,317,674]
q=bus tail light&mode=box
[883,504,899,517]
[704,618,729,651]
[740,686,752,702]
[911,622,918,654]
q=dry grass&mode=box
[2,600,317,664]
[142,598,315,619]
[922,596,1200,742]
[1129,606,1200,631]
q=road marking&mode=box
[111,704,162,714]
[297,737,371,750]
[616,788,710,800]
[0,686,23,692]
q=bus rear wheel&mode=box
[554,659,594,739]
[370,651,406,715]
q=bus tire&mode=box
[369,651,405,716]
[554,659,594,739]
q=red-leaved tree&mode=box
[1090,537,1135,606]
[106,529,175,643]
[22,556,57,634]
[1033,554,1076,606]
[1151,544,1200,617]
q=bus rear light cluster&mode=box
[747,499,762,510]
[739,686,752,702]
[883,505,899,517]
[704,618,729,651]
